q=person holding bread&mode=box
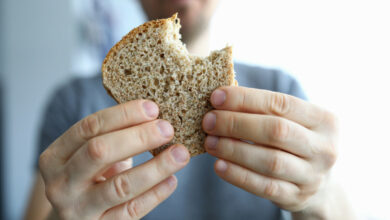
[25,0,356,219]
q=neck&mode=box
[185,28,210,57]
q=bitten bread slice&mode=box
[102,13,235,157]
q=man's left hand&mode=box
[202,86,338,213]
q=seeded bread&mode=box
[102,13,236,157]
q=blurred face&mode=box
[140,0,220,43]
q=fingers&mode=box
[65,119,174,183]
[203,111,316,157]
[205,136,313,184]
[85,145,189,214]
[100,176,177,220]
[210,87,328,129]
[213,159,304,210]
[96,158,133,182]
[44,100,159,165]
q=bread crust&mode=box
[102,13,179,102]
[102,14,235,157]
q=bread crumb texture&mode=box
[102,13,235,157]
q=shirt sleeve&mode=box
[234,63,308,101]
[270,69,308,101]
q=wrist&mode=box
[291,176,356,220]
[291,187,330,220]
[291,205,328,220]
[46,210,60,220]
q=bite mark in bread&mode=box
[102,13,235,157]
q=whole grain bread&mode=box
[102,13,236,157]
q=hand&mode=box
[39,100,190,220]
[202,87,338,213]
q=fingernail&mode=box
[143,101,158,118]
[171,146,189,163]
[203,112,216,131]
[157,120,173,138]
[205,136,218,150]
[166,176,177,188]
[215,160,228,172]
[211,89,226,106]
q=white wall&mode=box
[211,1,390,219]
[1,0,74,219]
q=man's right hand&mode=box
[39,100,190,220]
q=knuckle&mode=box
[227,114,240,136]
[86,137,107,162]
[151,186,165,202]
[320,110,340,133]
[270,119,290,143]
[120,103,132,122]
[267,152,285,176]
[309,144,322,157]
[224,138,237,158]
[80,113,101,139]
[113,175,133,200]
[239,88,249,109]
[263,180,279,198]
[155,154,172,175]
[323,141,338,167]
[270,93,290,116]
[126,200,141,219]
[239,170,250,187]
[135,125,150,145]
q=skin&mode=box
[37,100,190,219]
[202,87,356,219]
[24,0,357,219]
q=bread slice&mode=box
[102,13,235,157]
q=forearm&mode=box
[291,180,357,220]
[46,210,59,220]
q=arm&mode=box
[24,172,52,220]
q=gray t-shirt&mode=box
[37,62,306,220]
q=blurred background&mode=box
[0,0,389,219]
